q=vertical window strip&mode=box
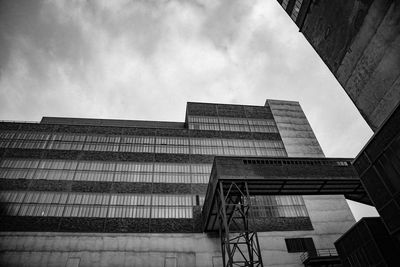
[291,0,304,21]
[282,0,289,10]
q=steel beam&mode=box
[217,181,264,267]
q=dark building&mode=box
[0,100,355,266]
[335,217,400,266]
[353,104,400,241]
[276,0,400,131]
[276,0,400,243]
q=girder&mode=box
[216,181,263,267]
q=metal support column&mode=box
[216,181,264,267]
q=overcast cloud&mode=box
[0,0,377,219]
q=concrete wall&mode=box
[266,100,325,157]
[300,0,400,131]
[0,195,355,267]
[0,233,219,267]
[335,0,400,131]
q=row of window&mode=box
[250,205,308,217]
[188,116,278,133]
[0,160,211,183]
[248,195,309,217]
[250,195,305,206]
[2,203,193,218]
[1,142,287,157]
[1,131,279,144]
[0,191,198,206]
[189,123,278,133]
[0,159,211,173]
[0,171,203,183]
[0,132,287,156]
[188,116,276,126]
[1,132,282,148]
[1,191,308,219]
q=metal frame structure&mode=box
[216,181,263,267]
[203,156,371,267]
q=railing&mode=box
[242,158,352,167]
[300,248,339,263]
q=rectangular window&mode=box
[285,238,316,253]
[281,0,289,10]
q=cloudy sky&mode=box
[0,0,377,219]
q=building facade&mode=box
[0,100,355,267]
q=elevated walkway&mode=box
[202,156,370,267]
[203,156,370,233]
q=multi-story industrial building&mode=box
[0,100,355,266]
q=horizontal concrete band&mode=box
[0,179,207,195]
[0,216,312,233]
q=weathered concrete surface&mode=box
[0,233,216,267]
[302,0,400,131]
[0,195,355,267]
[267,100,325,157]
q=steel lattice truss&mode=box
[216,181,264,267]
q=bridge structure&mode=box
[201,156,371,267]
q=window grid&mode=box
[0,123,312,221]
[0,191,195,218]
[188,116,278,133]
[250,195,309,218]
[0,191,308,219]
[0,131,287,156]
[190,138,286,156]
[0,159,213,184]
[4,153,330,183]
